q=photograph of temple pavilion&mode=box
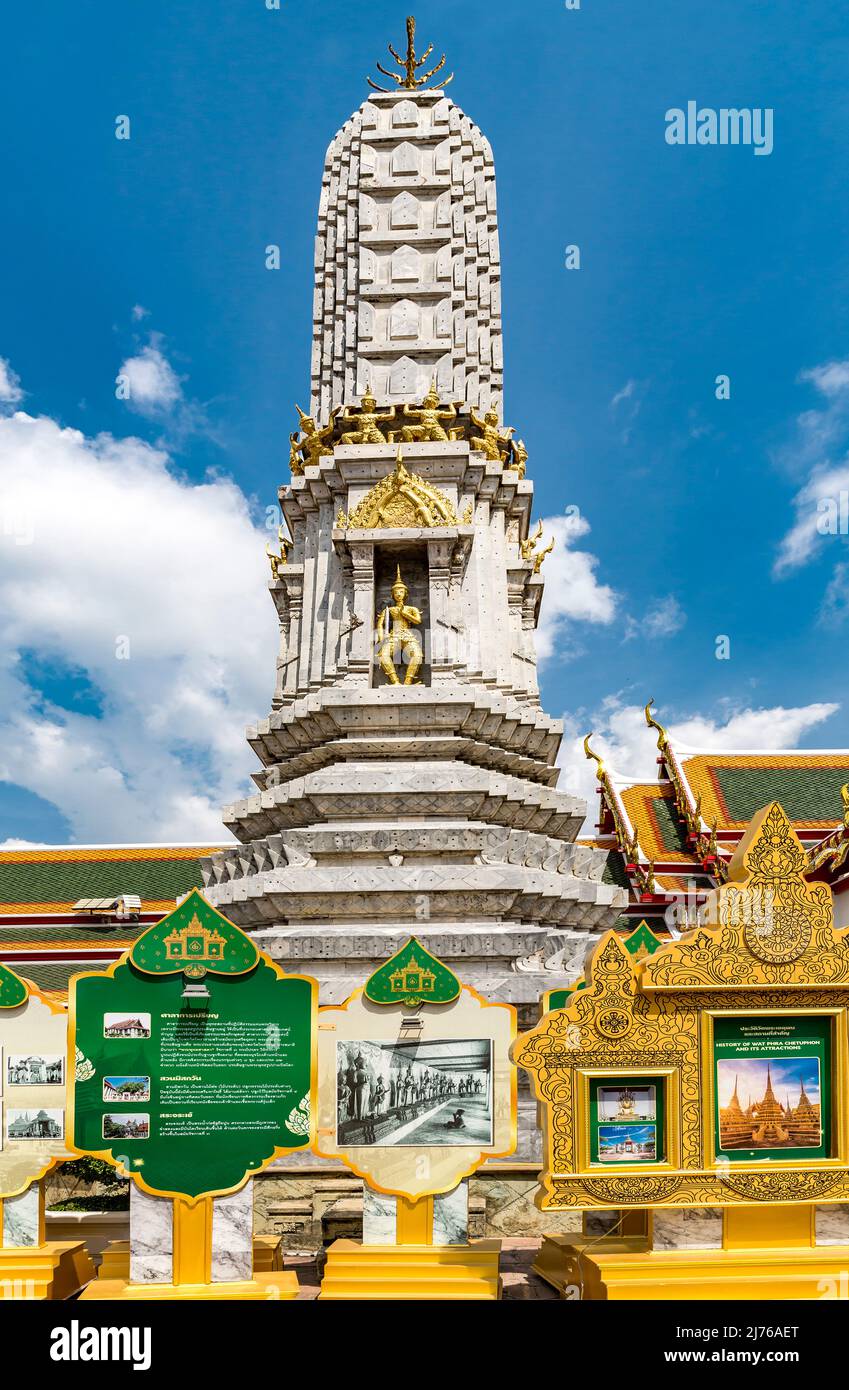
[6,1108,64,1140]
[718,1062,822,1150]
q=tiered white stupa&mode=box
[202,18,626,1010]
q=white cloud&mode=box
[117,343,183,415]
[610,380,636,409]
[775,358,849,575]
[820,562,849,627]
[609,378,643,444]
[774,461,849,575]
[558,696,840,831]
[535,510,618,663]
[131,305,150,322]
[0,357,23,408]
[624,595,686,642]
[0,403,277,843]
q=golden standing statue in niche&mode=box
[397,382,458,443]
[377,565,424,686]
[340,387,397,445]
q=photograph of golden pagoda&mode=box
[718,1061,822,1150]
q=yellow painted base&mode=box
[96,1234,285,1280]
[0,1241,96,1300]
[319,1239,502,1300]
[80,1270,299,1301]
[534,1233,647,1296]
[535,1233,849,1300]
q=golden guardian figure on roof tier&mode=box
[397,383,459,443]
[340,388,397,446]
[470,405,514,462]
[290,405,339,473]
[377,565,424,686]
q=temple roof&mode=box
[0,843,225,915]
[585,704,849,913]
[0,843,228,1001]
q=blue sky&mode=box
[1,0,848,844]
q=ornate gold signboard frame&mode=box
[514,803,849,1211]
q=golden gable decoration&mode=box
[642,802,849,990]
[346,449,458,530]
[512,800,849,1216]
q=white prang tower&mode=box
[203,17,625,1012]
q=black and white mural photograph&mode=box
[336,1039,493,1147]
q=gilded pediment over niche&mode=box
[347,451,458,530]
[640,801,849,991]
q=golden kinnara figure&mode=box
[397,382,458,443]
[290,405,338,473]
[340,387,397,446]
[470,405,514,462]
[377,564,424,686]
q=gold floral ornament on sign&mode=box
[347,448,457,529]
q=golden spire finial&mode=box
[368,15,454,92]
[644,698,669,752]
[583,733,605,779]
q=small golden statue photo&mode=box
[376,564,424,686]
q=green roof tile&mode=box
[712,766,849,823]
[0,854,208,907]
[648,797,690,854]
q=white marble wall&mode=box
[362,1181,469,1246]
[210,1183,253,1282]
[2,1182,41,1248]
[129,1184,173,1284]
[816,1204,849,1245]
[129,1181,255,1285]
[433,1183,469,1246]
[652,1208,723,1251]
[362,1187,396,1245]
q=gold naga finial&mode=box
[583,733,605,780]
[265,526,289,580]
[519,519,543,562]
[644,698,670,753]
[842,783,849,828]
[533,538,554,574]
[368,15,454,92]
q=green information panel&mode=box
[588,1075,665,1166]
[70,893,316,1199]
[713,1014,832,1163]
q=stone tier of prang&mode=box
[204,437,626,1004]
